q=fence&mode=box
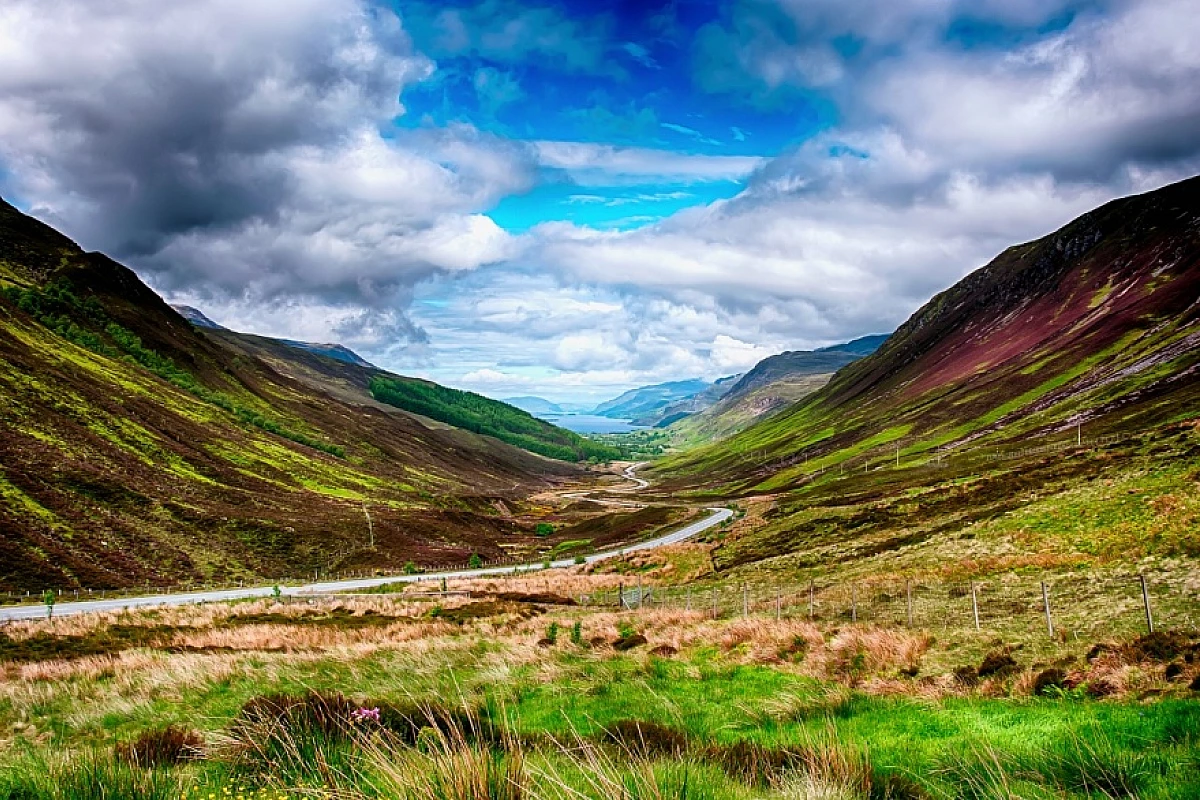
[580,572,1199,642]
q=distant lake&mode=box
[539,414,645,434]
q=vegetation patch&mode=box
[369,374,619,462]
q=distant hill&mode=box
[592,378,713,420]
[171,304,376,368]
[0,196,584,590]
[505,396,564,415]
[171,304,226,330]
[817,334,889,356]
[277,339,374,368]
[664,336,886,444]
[655,175,1200,497]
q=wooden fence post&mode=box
[618,581,624,610]
[1140,574,1154,633]
[970,582,981,631]
[742,583,748,617]
[1041,581,1054,638]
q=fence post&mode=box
[637,575,644,609]
[742,583,748,618]
[851,584,857,623]
[971,582,980,631]
[1041,581,1054,638]
[712,587,718,620]
[618,581,624,610]
[1140,574,1154,633]
[906,580,913,627]
[808,581,814,620]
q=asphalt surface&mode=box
[0,465,730,621]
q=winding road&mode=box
[0,464,731,622]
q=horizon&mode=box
[3,0,1199,404]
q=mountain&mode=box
[171,304,377,368]
[278,339,375,368]
[505,396,564,415]
[654,176,1200,498]
[817,334,890,356]
[0,197,586,591]
[592,378,713,420]
[171,304,226,330]
[664,335,887,444]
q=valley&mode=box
[1,176,1199,799]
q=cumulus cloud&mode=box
[532,142,765,184]
[0,0,534,345]
[525,0,1200,369]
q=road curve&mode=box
[0,466,730,621]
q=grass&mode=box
[0,593,1197,799]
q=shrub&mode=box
[570,621,584,646]
[545,622,559,645]
[404,561,420,574]
[977,650,1019,678]
[1032,668,1067,696]
[535,523,555,537]
[573,554,586,565]
[114,726,204,766]
[468,554,483,569]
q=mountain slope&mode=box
[592,378,712,420]
[654,176,1200,495]
[666,335,887,444]
[0,198,582,590]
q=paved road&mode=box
[0,466,730,622]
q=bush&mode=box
[114,726,203,766]
[468,554,483,569]
[535,523,555,537]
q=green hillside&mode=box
[368,375,620,462]
[653,177,1200,497]
[0,197,585,590]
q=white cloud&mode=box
[0,0,535,345]
[532,141,765,184]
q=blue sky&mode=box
[2,0,1199,403]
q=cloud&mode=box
[532,141,765,184]
[0,0,534,345]
[409,0,620,76]
[473,67,524,114]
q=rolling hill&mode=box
[654,176,1200,494]
[591,378,714,420]
[0,198,589,591]
[665,335,887,444]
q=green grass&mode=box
[2,607,1198,800]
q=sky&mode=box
[2,1,1200,404]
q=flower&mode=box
[350,706,381,724]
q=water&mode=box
[539,414,645,434]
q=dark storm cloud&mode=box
[0,0,534,344]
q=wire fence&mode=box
[576,572,1200,641]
